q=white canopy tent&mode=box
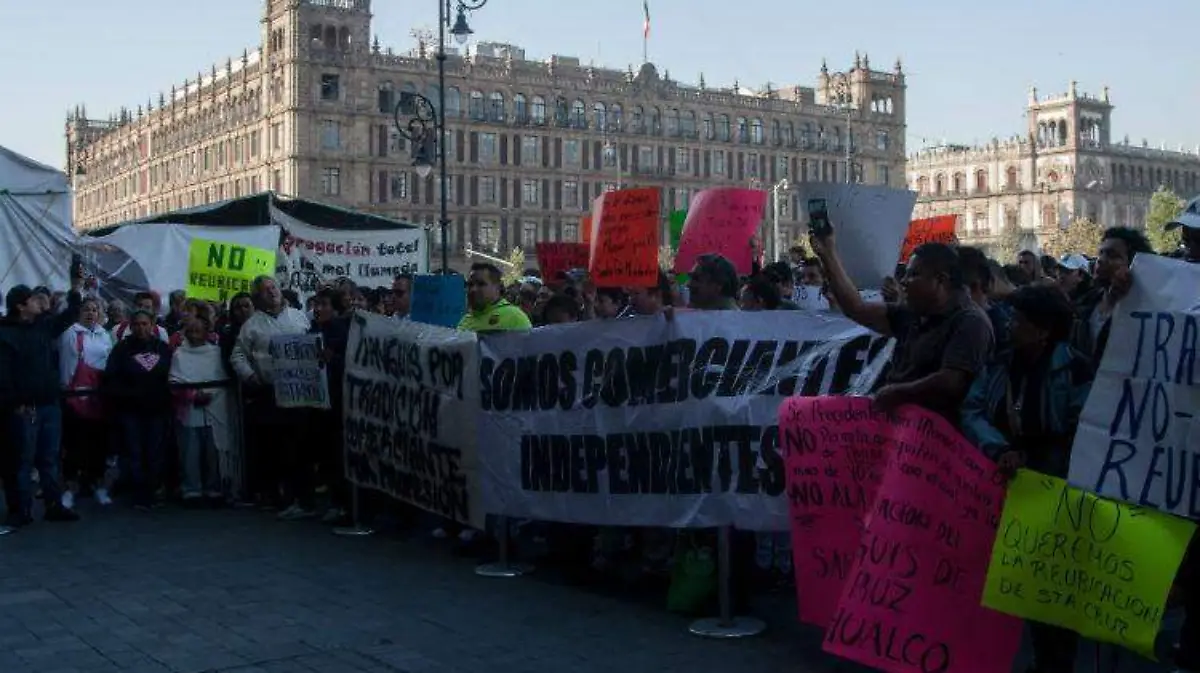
[0,145,76,293]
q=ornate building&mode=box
[67,0,907,268]
[907,82,1200,253]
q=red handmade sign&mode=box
[536,242,589,285]
[899,215,959,263]
[587,187,660,287]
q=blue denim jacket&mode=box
[960,342,1092,477]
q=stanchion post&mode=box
[333,482,374,537]
[688,525,766,638]
[475,515,532,578]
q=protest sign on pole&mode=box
[269,333,330,409]
[344,312,483,529]
[983,470,1196,658]
[535,242,590,285]
[186,238,276,302]
[899,215,959,263]
[477,311,893,530]
[674,188,766,275]
[1068,254,1200,518]
[272,205,427,297]
[588,187,660,287]
[410,274,466,328]
[780,397,1022,673]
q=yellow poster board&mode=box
[186,238,276,302]
[982,470,1196,658]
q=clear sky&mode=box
[2,0,1196,168]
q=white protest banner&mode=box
[271,205,427,296]
[795,184,915,288]
[269,333,330,409]
[477,311,894,530]
[344,311,483,529]
[1068,254,1200,518]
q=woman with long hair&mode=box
[59,297,116,507]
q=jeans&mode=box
[118,414,167,506]
[177,424,220,497]
[9,405,63,514]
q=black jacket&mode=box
[102,335,173,416]
[0,292,81,408]
[311,316,350,404]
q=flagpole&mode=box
[642,0,650,65]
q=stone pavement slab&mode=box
[0,505,1178,672]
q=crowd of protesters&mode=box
[0,201,1198,671]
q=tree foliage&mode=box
[994,224,1024,264]
[1144,186,1185,255]
[1041,217,1105,259]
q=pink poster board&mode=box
[672,188,766,275]
[780,397,1022,673]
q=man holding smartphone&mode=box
[809,218,993,423]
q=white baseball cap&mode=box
[1058,253,1089,271]
[1165,195,1200,231]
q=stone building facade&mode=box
[907,82,1200,253]
[67,0,908,268]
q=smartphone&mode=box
[808,198,833,237]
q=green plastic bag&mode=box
[666,534,716,614]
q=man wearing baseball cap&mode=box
[1165,195,1200,262]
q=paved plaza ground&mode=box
[0,504,1181,672]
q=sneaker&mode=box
[94,488,113,506]
[0,525,13,536]
[61,491,75,510]
[44,506,80,522]
[277,503,316,521]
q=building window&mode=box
[563,179,579,208]
[676,147,691,173]
[321,120,340,149]
[975,169,988,193]
[273,169,282,192]
[631,106,644,133]
[713,151,726,176]
[376,171,389,203]
[1005,166,1019,190]
[594,102,607,131]
[611,104,624,130]
[562,222,578,241]
[479,133,497,164]
[513,94,527,122]
[391,173,408,200]
[321,167,341,196]
[488,92,505,122]
[677,188,691,210]
[531,96,546,124]
[876,165,890,186]
[564,140,581,166]
[480,176,497,203]
[378,84,394,114]
[751,118,764,144]
[320,74,340,101]
[522,179,540,205]
[717,115,731,142]
[571,99,586,128]
[479,219,499,250]
[271,123,283,151]
[639,145,655,168]
[469,91,485,120]
[876,130,890,151]
[952,173,964,194]
[436,175,455,203]
[776,156,788,178]
[521,220,538,248]
[521,136,540,163]
[703,113,714,140]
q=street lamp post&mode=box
[834,80,854,184]
[393,0,489,272]
[769,178,790,262]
